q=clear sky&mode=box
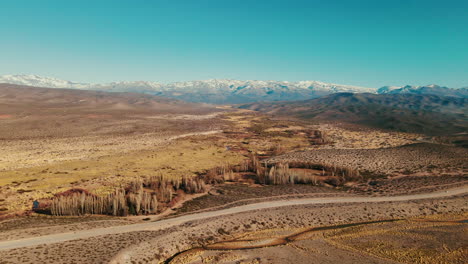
[1,0,467,88]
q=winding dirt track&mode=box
[0,186,466,251]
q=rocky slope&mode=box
[240,93,468,136]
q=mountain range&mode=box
[0,74,466,104]
[240,92,468,138]
[377,85,468,98]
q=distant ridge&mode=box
[0,74,466,104]
[377,84,468,98]
[240,92,468,136]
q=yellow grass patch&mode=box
[0,137,244,212]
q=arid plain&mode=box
[0,84,467,264]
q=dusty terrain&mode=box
[267,143,468,175]
[1,85,467,263]
[178,213,467,264]
[308,123,421,149]
[0,189,466,263]
[239,92,468,137]
[0,84,225,171]
[0,85,239,214]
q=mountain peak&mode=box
[0,74,376,104]
[377,84,467,98]
[1,74,466,103]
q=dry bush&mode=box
[200,153,362,186]
[50,189,125,216]
[47,153,365,216]
[286,161,362,181]
[50,186,158,217]
[49,173,209,216]
[180,177,207,194]
[240,154,363,186]
[266,143,468,175]
[309,130,331,145]
[263,163,318,185]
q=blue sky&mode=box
[1,0,467,88]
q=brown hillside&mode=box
[0,84,220,140]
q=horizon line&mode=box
[1,74,466,89]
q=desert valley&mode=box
[0,78,466,264]
[1,1,467,263]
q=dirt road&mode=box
[0,185,466,251]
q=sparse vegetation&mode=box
[42,149,368,216]
[267,143,468,175]
[1,86,466,264]
[240,93,468,137]
[48,176,209,216]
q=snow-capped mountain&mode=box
[0,75,375,104]
[377,84,468,98]
[0,74,93,89]
[1,75,465,103]
[375,85,404,93]
[0,75,165,93]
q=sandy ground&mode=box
[0,126,223,171]
[182,214,467,264]
[267,143,468,175]
[0,186,466,263]
[175,227,401,264]
[0,195,464,263]
[310,123,421,149]
[1,86,466,263]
